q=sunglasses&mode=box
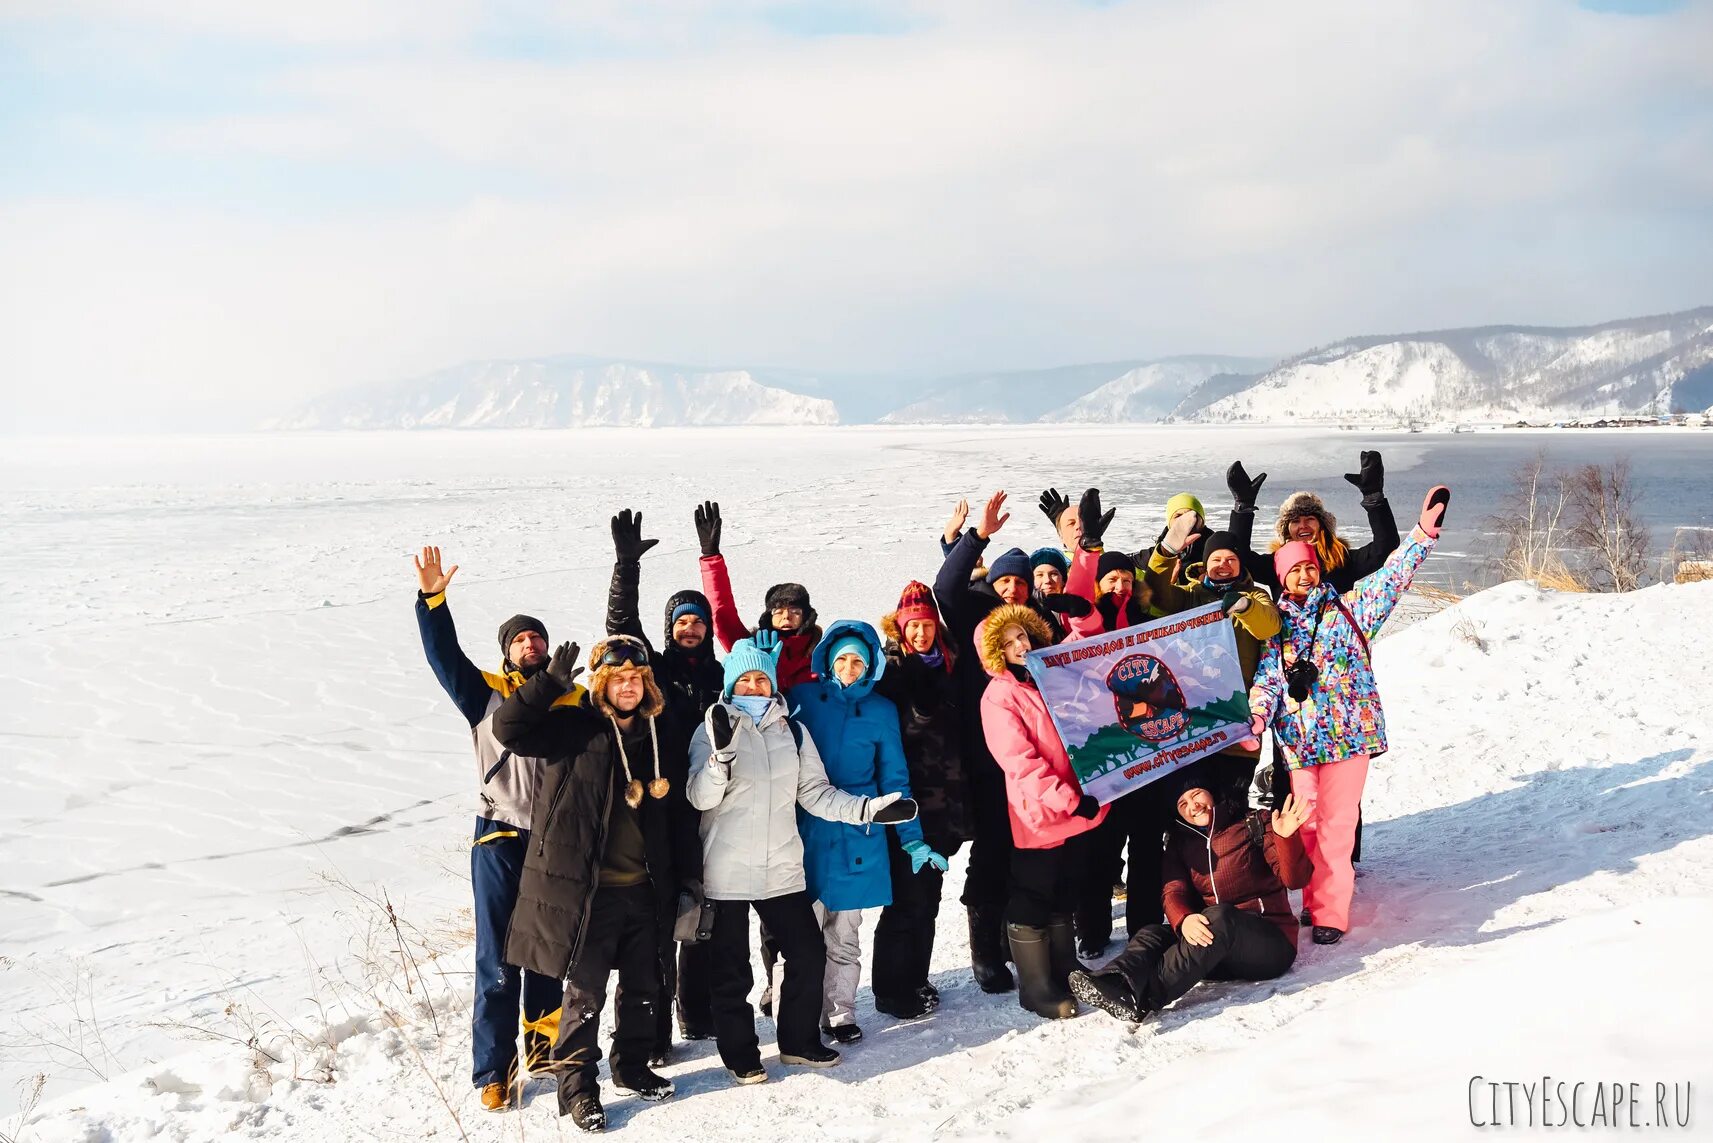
[597,636,650,669]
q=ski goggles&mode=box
[596,636,650,669]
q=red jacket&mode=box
[1162,808,1312,941]
[699,554,818,690]
[980,669,1108,849]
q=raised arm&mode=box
[413,546,496,728]
[1339,451,1402,581]
[694,501,751,652]
[1248,634,1285,729]
[605,509,657,647]
[934,524,991,643]
[1225,461,1275,589]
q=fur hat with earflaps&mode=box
[586,636,669,808]
[1272,491,1349,571]
[978,604,1054,677]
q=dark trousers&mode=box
[707,892,827,1072]
[676,940,713,1034]
[470,819,560,1087]
[1106,903,1296,1013]
[550,884,661,1102]
[960,775,1014,911]
[1006,834,1090,928]
[872,834,960,1002]
[1074,785,1169,943]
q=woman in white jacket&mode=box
[688,633,916,1083]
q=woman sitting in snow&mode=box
[1245,485,1451,945]
[1068,780,1312,1023]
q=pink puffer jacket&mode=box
[980,669,1108,849]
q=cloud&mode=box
[2,0,1711,431]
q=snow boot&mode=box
[563,1090,606,1132]
[1312,926,1344,945]
[479,1082,512,1113]
[1068,969,1147,1024]
[780,1044,842,1068]
[612,1065,675,1102]
[968,906,1015,994]
[919,982,940,1006]
[1007,923,1076,1020]
[875,991,935,1019]
[1047,915,1080,991]
[730,1065,769,1085]
[821,1023,863,1045]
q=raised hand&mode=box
[611,509,660,562]
[1038,488,1071,525]
[1077,488,1115,551]
[694,500,723,558]
[413,546,459,595]
[1343,450,1387,506]
[976,490,1010,540]
[751,629,781,655]
[1226,461,1268,512]
[867,793,919,824]
[1162,509,1202,556]
[545,642,583,689]
[1272,792,1311,839]
[944,497,970,545]
[708,704,736,751]
[1180,913,1215,948]
[1419,485,1450,538]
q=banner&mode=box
[1024,602,1251,805]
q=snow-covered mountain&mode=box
[277,357,838,429]
[1039,357,1272,423]
[1185,307,1713,424]
[877,361,1157,424]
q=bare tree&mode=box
[1487,451,1583,590]
[1568,459,1650,592]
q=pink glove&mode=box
[1419,485,1450,539]
[1240,714,1265,751]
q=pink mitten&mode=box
[1419,485,1451,539]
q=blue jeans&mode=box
[470,817,560,1086]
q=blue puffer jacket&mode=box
[787,620,924,912]
[1250,526,1437,769]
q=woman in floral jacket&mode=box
[1248,485,1450,945]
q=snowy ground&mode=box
[3,428,1710,1139]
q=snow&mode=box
[4,429,1712,1139]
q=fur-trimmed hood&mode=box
[977,604,1053,677]
[585,638,667,720]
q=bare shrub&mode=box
[1489,452,1655,592]
[1487,451,1585,589]
[0,1073,47,1143]
[1567,459,1650,592]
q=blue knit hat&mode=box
[1029,547,1069,574]
[671,599,710,625]
[989,547,1031,583]
[826,634,870,670]
[722,636,779,697]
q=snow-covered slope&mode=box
[1040,357,1270,423]
[1192,307,1713,424]
[17,566,1713,1140]
[878,361,1156,424]
[278,357,839,429]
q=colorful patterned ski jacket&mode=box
[1248,525,1436,769]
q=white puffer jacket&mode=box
[687,696,873,902]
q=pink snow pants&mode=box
[1289,753,1370,933]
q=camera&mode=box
[1284,659,1320,703]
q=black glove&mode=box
[1077,487,1115,551]
[1343,450,1386,507]
[611,508,659,563]
[1227,461,1268,513]
[1038,487,1072,525]
[1073,795,1100,820]
[871,796,919,825]
[708,705,735,751]
[1220,589,1251,616]
[1041,592,1093,618]
[694,500,722,558]
[545,642,583,690]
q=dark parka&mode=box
[1230,495,1401,596]
[874,632,972,850]
[492,671,700,981]
[1162,800,1312,943]
[606,557,724,718]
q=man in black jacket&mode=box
[604,509,722,1049]
[492,636,700,1132]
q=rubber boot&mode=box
[1046,915,1079,993]
[1006,923,1075,1019]
[967,906,1015,994]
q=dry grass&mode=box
[0,1074,47,1143]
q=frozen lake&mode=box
[3,424,1711,1115]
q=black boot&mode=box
[874,991,935,1019]
[1007,923,1075,1020]
[1312,926,1344,945]
[1068,969,1146,1023]
[562,1089,606,1132]
[1047,915,1080,992]
[968,906,1015,994]
[612,1064,675,1102]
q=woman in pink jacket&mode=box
[978,604,1108,1019]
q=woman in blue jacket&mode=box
[788,621,947,1043]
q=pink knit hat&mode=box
[1274,540,1320,583]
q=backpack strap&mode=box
[1245,809,1269,850]
[1329,595,1372,661]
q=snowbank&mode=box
[16,577,1712,1141]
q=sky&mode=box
[1,0,1711,432]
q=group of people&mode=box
[414,450,1450,1131]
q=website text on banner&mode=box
[1025,602,1251,805]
